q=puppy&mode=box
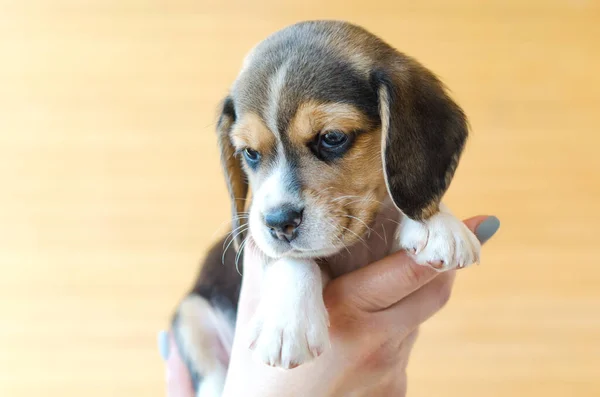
[170,20,480,396]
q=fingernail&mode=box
[158,330,170,361]
[475,216,500,244]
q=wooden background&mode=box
[1,1,598,396]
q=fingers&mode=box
[383,270,457,333]
[325,250,439,313]
[368,217,501,334]
[470,215,500,244]
[325,215,499,313]
[158,330,195,397]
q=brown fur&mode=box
[216,97,248,250]
[275,100,387,246]
[173,20,470,392]
[230,113,277,157]
[294,125,385,244]
[288,101,377,144]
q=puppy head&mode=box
[216,21,468,259]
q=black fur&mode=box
[171,20,470,392]
[171,235,243,392]
[220,96,236,126]
[371,65,468,220]
[190,235,243,311]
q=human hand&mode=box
[160,215,499,397]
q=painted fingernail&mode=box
[475,216,500,244]
[158,330,170,361]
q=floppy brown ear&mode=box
[216,96,248,250]
[372,56,468,221]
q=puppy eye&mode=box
[242,148,261,164]
[310,130,355,162]
[321,130,348,148]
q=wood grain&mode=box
[1,1,598,396]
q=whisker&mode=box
[222,226,249,265]
[339,225,371,252]
[346,198,385,207]
[381,223,388,245]
[331,230,351,255]
[332,195,385,207]
[202,121,218,129]
[323,218,351,255]
[331,195,363,203]
[222,222,250,249]
[232,212,250,217]
[343,214,384,241]
[235,236,249,275]
[308,188,354,256]
[211,215,249,240]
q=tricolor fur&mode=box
[171,20,480,396]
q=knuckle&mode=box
[403,263,426,286]
[435,280,453,309]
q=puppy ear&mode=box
[372,57,468,221]
[216,96,248,250]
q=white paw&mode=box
[247,291,329,369]
[398,210,481,271]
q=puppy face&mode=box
[217,21,468,259]
[230,102,385,258]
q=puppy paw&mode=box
[398,210,481,271]
[171,294,233,396]
[247,295,329,369]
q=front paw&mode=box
[398,210,481,271]
[247,299,329,369]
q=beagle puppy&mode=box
[171,20,480,396]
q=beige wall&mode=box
[1,1,599,396]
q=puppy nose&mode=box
[264,207,303,242]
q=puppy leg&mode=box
[395,204,481,271]
[172,294,234,397]
[171,234,243,396]
[247,258,329,369]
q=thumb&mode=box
[325,215,500,313]
[158,331,196,397]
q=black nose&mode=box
[264,207,303,242]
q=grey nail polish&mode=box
[475,216,500,244]
[158,330,170,361]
